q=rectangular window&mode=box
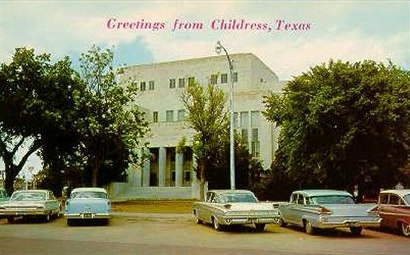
[177,109,186,121]
[251,111,259,127]
[251,141,260,158]
[169,78,176,89]
[184,171,191,183]
[241,129,248,147]
[178,78,185,88]
[234,112,239,129]
[251,128,258,141]
[221,73,228,84]
[188,77,195,86]
[232,72,238,82]
[140,81,146,91]
[153,111,158,123]
[210,74,218,85]
[148,81,154,90]
[240,111,249,128]
[166,110,174,122]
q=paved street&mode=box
[0,214,408,255]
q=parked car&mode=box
[0,188,9,203]
[0,189,60,223]
[378,189,410,237]
[278,189,381,235]
[192,189,280,232]
[65,187,111,225]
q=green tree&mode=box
[77,45,148,186]
[0,48,81,195]
[181,83,229,200]
[264,60,410,197]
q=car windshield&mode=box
[219,193,258,203]
[71,191,107,199]
[403,194,410,205]
[310,195,355,205]
[11,192,46,201]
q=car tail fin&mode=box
[318,206,332,215]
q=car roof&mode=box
[293,189,352,197]
[71,187,107,193]
[208,189,254,195]
[13,189,50,193]
[380,189,410,197]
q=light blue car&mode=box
[278,189,381,235]
[65,187,111,225]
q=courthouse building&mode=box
[108,53,284,200]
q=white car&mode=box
[193,190,280,232]
[0,189,60,223]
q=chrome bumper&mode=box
[221,215,280,225]
[314,218,382,229]
[65,212,111,219]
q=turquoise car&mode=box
[65,187,111,225]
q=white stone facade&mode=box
[108,53,283,200]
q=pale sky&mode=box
[1,0,409,172]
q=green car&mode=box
[0,188,9,203]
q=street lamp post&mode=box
[215,41,235,190]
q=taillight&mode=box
[224,204,232,209]
[318,206,332,215]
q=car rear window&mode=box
[11,192,46,201]
[219,193,258,203]
[310,195,355,205]
[71,191,107,199]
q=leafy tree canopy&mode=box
[264,60,410,198]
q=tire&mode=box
[212,217,223,231]
[304,220,315,235]
[278,218,286,227]
[255,223,266,232]
[43,213,51,223]
[7,217,15,224]
[350,227,363,236]
[195,217,203,224]
[400,222,410,237]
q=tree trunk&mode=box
[199,160,206,201]
[5,166,19,196]
[91,158,100,187]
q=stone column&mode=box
[142,148,150,187]
[158,147,166,187]
[175,151,183,187]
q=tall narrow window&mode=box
[188,77,195,86]
[232,72,238,82]
[166,110,174,122]
[240,111,249,128]
[169,78,176,89]
[241,129,248,148]
[210,74,218,85]
[251,128,260,158]
[140,81,146,91]
[178,78,185,88]
[153,111,158,123]
[149,81,155,90]
[251,111,259,127]
[221,73,228,84]
[177,109,186,121]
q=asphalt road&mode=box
[0,214,408,255]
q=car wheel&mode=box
[350,227,363,236]
[278,217,286,227]
[193,211,202,224]
[255,223,266,232]
[7,217,15,224]
[43,213,51,223]
[400,222,410,237]
[304,220,315,235]
[212,217,223,231]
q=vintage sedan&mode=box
[378,189,410,237]
[65,187,111,225]
[278,190,381,235]
[0,189,60,223]
[192,190,280,232]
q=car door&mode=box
[381,194,400,228]
[285,193,303,225]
